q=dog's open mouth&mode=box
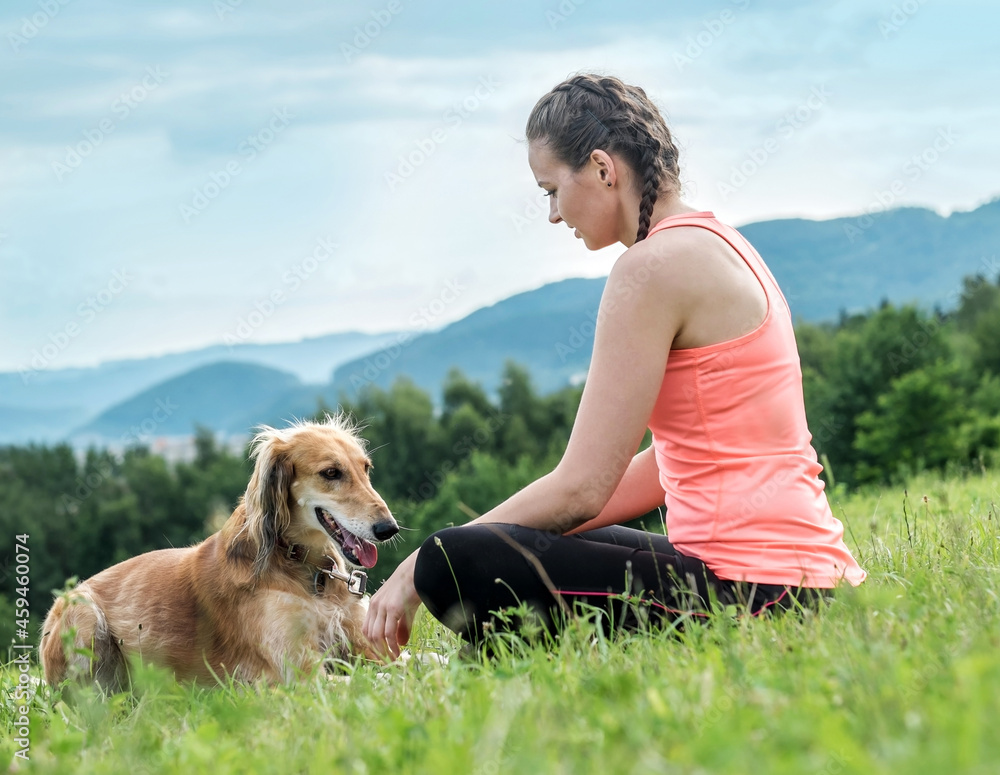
[315,507,378,568]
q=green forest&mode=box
[4,271,1000,650]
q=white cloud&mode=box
[0,0,996,372]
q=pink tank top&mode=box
[646,211,866,588]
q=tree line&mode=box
[3,270,1000,649]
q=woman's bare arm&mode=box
[468,237,690,532]
[565,445,664,534]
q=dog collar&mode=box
[281,541,367,597]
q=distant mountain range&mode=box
[2,197,998,448]
[0,331,400,444]
[738,198,1000,320]
[74,362,304,444]
[330,277,603,396]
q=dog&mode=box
[40,414,399,689]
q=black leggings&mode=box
[413,523,828,644]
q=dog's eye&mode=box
[320,467,343,481]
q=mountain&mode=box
[73,362,307,443]
[740,198,1000,320]
[0,330,399,444]
[65,278,606,444]
[328,198,1000,401]
[5,197,999,447]
[330,277,605,398]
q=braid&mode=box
[635,137,661,243]
[525,73,682,243]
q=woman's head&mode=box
[525,73,681,246]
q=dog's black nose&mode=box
[372,521,399,541]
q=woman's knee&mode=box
[413,526,475,602]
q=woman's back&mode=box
[645,211,866,588]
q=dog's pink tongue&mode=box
[344,532,378,568]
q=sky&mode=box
[1,0,997,374]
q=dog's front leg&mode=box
[340,595,386,664]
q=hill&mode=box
[73,362,308,443]
[4,197,999,445]
[330,198,1000,400]
[0,330,399,444]
[741,198,1000,320]
[330,277,605,398]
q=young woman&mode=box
[363,73,866,658]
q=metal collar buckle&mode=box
[320,562,367,597]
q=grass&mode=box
[3,468,1000,774]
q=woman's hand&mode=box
[363,550,422,660]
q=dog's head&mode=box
[240,414,398,578]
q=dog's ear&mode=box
[243,428,294,578]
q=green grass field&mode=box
[4,469,1000,774]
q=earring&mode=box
[607,182,612,187]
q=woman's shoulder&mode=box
[614,219,728,294]
[610,216,768,341]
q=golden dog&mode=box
[40,414,398,689]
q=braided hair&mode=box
[525,74,681,243]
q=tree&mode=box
[441,368,494,422]
[809,304,951,485]
[340,377,446,503]
[852,360,970,484]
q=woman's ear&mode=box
[244,429,294,578]
[589,148,616,188]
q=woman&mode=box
[363,73,866,658]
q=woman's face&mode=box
[527,140,622,250]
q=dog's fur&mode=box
[40,415,398,689]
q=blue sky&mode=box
[0,0,996,373]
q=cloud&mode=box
[0,0,995,371]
